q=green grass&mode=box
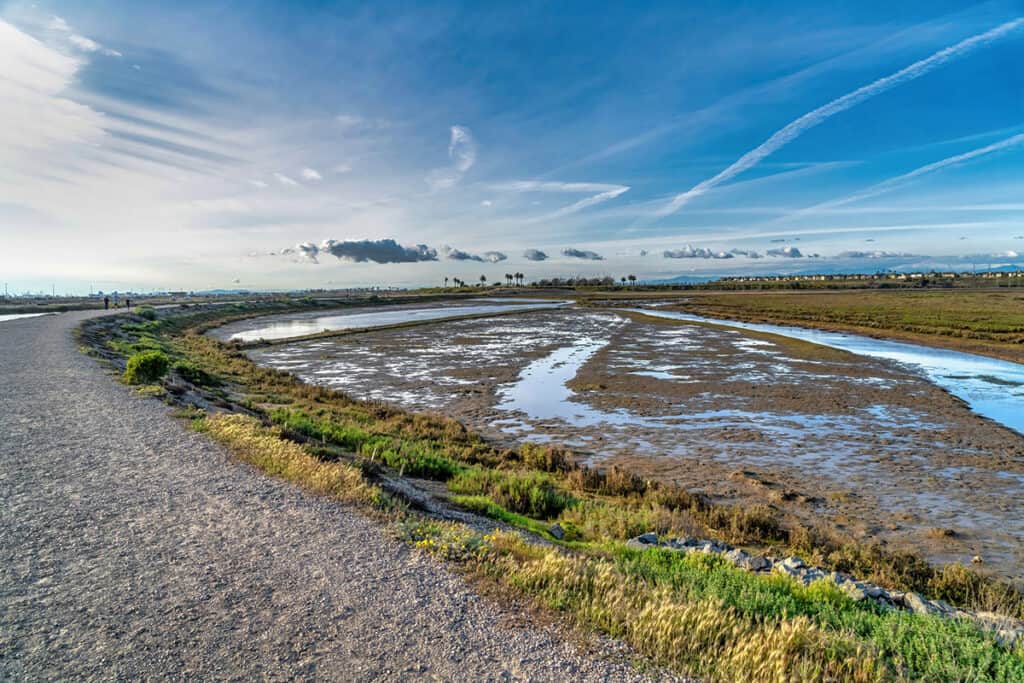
[448,468,575,518]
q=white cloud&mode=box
[248,179,268,188]
[0,20,107,171]
[333,163,352,173]
[64,29,120,57]
[273,172,298,186]
[448,125,476,172]
[488,180,630,218]
[480,199,493,207]
[301,167,322,181]
[426,125,477,191]
[659,18,1024,216]
[804,133,1024,215]
[47,16,70,32]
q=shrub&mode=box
[449,468,574,518]
[172,360,219,387]
[123,350,169,384]
[136,305,157,321]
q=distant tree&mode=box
[628,274,637,286]
[621,276,627,285]
[479,274,487,286]
[444,276,449,288]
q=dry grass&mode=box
[202,413,380,506]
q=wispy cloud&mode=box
[49,14,122,57]
[273,172,298,186]
[836,250,916,259]
[794,133,1024,216]
[426,125,477,191]
[658,18,1024,216]
[523,249,549,261]
[301,167,322,181]
[488,180,630,218]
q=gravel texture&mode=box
[0,311,663,681]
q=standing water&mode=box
[631,308,1024,435]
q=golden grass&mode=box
[202,413,380,505]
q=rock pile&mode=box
[626,533,1024,648]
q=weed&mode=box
[123,350,169,384]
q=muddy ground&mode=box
[248,307,1024,582]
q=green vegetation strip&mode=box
[81,302,1024,681]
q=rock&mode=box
[780,556,806,571]
[666,537,695,550]
[548,523,564,540]
[972,555,984,564]
[626,533,660,550]
[773,557,807,581]
[838,580,867,602]
[862,583,887,600]
[723,548,751,568]
[974,612,1024,647]
[903,591,940,616]
[747,555,771,572]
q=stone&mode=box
[723,548,750,567]
[838,580,867,602]
[747,555,770,572]
[637,532,659,545]
[903,591,940,616]
[548,523,565,540]
[862,583,887,600]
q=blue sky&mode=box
[1,0,1022,293]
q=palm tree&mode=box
[444,276,449,288]
[628,274,636,287]
[515,271,523,286]
[479,274,487,286]
[620,276,627,286]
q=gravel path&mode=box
[0,312,659,681]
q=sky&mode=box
[1,0,1023,294]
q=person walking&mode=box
[104,296,109,310]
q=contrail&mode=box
[658,17,1024,216]
[793,132,1024,216]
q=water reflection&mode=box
[631,308,1024,435]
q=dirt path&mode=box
[0,311,656,681]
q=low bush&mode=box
[449,468,575,518]
[123,350,169,384]
[172,360,220,387]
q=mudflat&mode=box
[250,307,1024,582]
